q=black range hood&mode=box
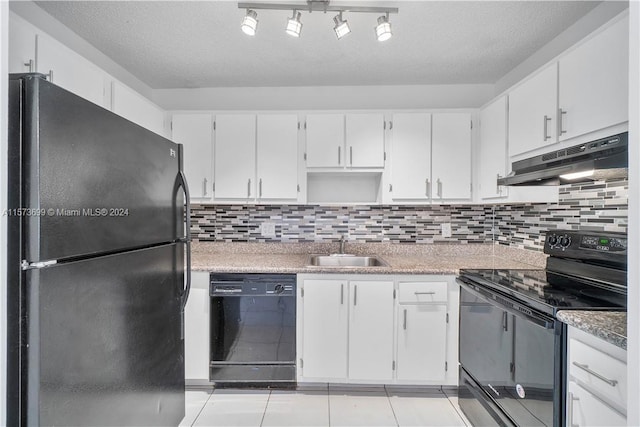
[498,132,628,186]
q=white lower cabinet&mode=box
[298,274,458,385]
[299,279,348,379]
[396,304,447,382]
[348,281,394,381]
[566,326,627,426]
[184,271,211,384]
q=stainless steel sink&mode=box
[307,254,389,267]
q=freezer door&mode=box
[16,75,184,262]
[23,244,185,426]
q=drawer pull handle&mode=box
[568,391,579,427]
[572,362,618,386]
[414,291,436,295]
[403,309,407,330]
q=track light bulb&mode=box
[375,14,392,41]
[333,12,351,39]
[241,9,258,36]
[286,11,303,37]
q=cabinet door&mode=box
[256,114,299,200]
[390,113,431,200]
[346,113,385,168]
[112,81,165,136]
[348,281,394,381]
[184,272,211,382]
[559,16,628,141]
[214,114,256,199]
[305,114,344,168]
[36,34,106,108]
[301,280,348,379]
[508,63,557,156]
[172,114,213,199]
[479,97,508,199]
[397,304,447,381]
[567,381,626,427]
[432,113,472,200]
[9,14,37,73]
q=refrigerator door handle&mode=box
[177,170,192,310]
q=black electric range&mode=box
[457,230,627,427]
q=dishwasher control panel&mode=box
[210,273,296,296]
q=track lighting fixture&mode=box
[333,12,351,39]
[286,10,303,37]
[238,1,398,40]
[375,13,392,42]
[241,9,258,36]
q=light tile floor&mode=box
[180,387,470,427]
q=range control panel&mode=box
[544,230,627,262]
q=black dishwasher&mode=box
[210,273,296,385]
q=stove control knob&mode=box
[560,236,571,247]
[274,284,285,294]
[547,235,558,246]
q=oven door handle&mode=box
[457,279,555,330]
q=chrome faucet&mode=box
[339,235,346,254]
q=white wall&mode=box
[627,2,639,426]
[1,0,9,423]
[152,84,494,111]
[494,1,629,95]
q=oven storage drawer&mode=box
[569,338,626,408]
[398,281,447,303]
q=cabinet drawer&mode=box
[568,380,625,426]
[398,282,447,303]
[569,338,626,407]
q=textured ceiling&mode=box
[35,1,601,89]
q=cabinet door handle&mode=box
[338,146,341,165]
[24,59,35,72]
[559,108,567,135]
[259,178,263,198]
[349,146,353,166]
[543,115,552,141]
[425,179,430,198]
[503,311,508,332]
[46,69,54,82]
[247,178,251,197]
[203,178,207,196]
[403,309,407,330]
[353,285,357,306]
[340,284,344,305]
[572,362,618,386]
[497,174,502,195]
[568,391,579,427]
[437,179,442,198]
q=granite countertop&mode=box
[557,310,627,350]
[191,242,546,275]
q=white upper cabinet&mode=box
[432,113,472,200]
[171,114,213,200]
[558,15,629,141]
[8,13,37,73]
[306,114,345,168]
[390,113,431,200]
[112,81,166,136]
[36,34,107,108]
[256,114,299,200]
[479,97,508,200]
[348,281,394,381]
[214,114,256,200]
[508,63,558,157]
[345,113,385,168]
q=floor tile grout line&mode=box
[442,389,470,427]
[259,390,272,427]
[383,385,401,427]
[190,390,215,427]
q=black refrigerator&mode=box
[6,73,191,426]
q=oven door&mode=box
[458,280,560,427]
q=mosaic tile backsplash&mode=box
[191,179,628,252]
